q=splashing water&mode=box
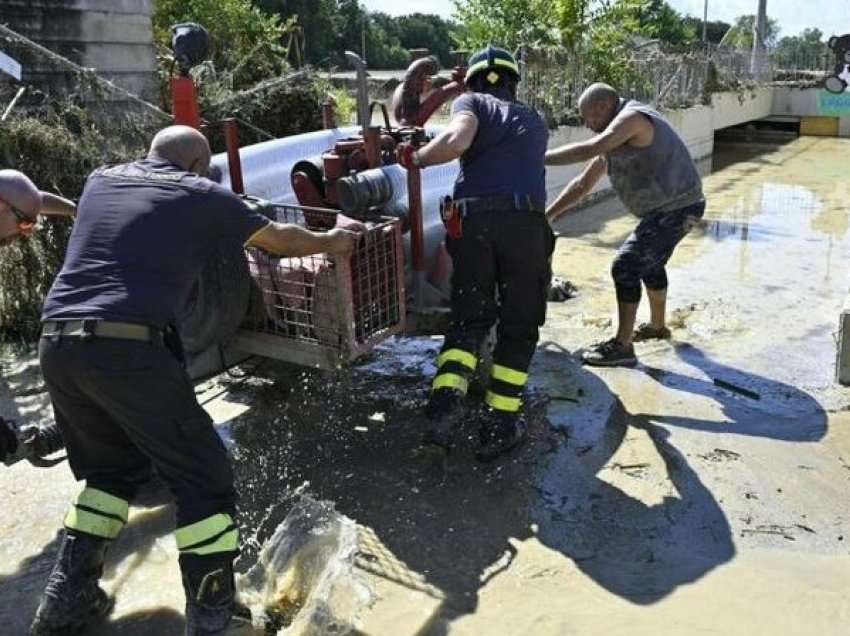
[236,495,371,635]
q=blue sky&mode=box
[359,1,850,39]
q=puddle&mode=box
[551,136,850,390]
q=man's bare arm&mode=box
[545,156,607,221]
[416,112,479,167]
[40,192,76,217]
[545,112,645,165]
[246,222,357,258]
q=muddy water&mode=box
[551,136,850,392]
[2,137,850,635]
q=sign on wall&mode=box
[820,34,850,114]
[0,50,21,80]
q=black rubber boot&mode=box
[181,554,255,636]
[422,389,464,451]
[29,530,114,636]
[475,410,528,463]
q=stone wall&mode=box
[0,0,157,100]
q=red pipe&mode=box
[171,76,202,129]
[223,118,245,195]
[407,165,425,274]
[364,126,381,169]
[322,101,337,129]
[411,81,465,127]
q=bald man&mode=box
[0,169,76,247]
[1,171,76,465]
[30,126,357,636]
[545,83,705,367]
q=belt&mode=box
[41,319,162,343]
[455,193,545,215]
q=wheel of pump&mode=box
[177,239,250,356]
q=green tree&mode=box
[453,0,557,51]
[682,17,732,45]
[722,14,780,50]
[254,0,339,65]
[395,13,459,67]
[774,28,831,69]
[153,0,287,85]
[631,0,696,46]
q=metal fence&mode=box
[518,42,825,127]
[240,206,406,369]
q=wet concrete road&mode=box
[2,137,850,635]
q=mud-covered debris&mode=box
[548,277,578,302]
[713,378,761,400]
[699,448,742,462]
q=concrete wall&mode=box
[545,87,775,202]
[772,86,850,137]
[0,0,157,100]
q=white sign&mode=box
[0,51,22,81]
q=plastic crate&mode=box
[232,204,406,369]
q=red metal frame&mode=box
[237,205,406,369]
[223,119,245,195]
[171,76,201,129]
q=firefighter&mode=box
[28,125,357,636]
[398,45,552,462]
[545,83,705,367]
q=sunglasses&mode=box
[6,204,36,236]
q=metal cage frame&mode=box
[231,204,407,369]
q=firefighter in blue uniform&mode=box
[399,45,553,461]
[27,126,356,636]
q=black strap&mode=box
[456,193,545,215]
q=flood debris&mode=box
[548,277,578,302]
[698,448,742,462]
[712,378,761,400]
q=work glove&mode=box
[396,143,420,170]
[0,416,18,462]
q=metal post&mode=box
[406,164,425,308]
[702,0,708,45]
[222,119,245,195]
[750,0,768,77]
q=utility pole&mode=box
[750,0,767,76]
[361,14,367,61]
[702,0,708,45]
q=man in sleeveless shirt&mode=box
[546,83,705,367]
[398,45,553,461]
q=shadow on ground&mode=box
[222,339,736,633]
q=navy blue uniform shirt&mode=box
[42,159,270,328]
[451,90,548,203]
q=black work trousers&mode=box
[443,209,555,378]
[39,335,236,529]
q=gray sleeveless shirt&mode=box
[606,99,703,217]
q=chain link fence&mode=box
[518,41,826,127]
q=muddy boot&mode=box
[582,337,637,367]
[181,554,256,636]
[475,410,527,463]
[422,389,464,451]
[632,323,671,342]
[29,530,114,636]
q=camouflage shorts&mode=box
[612,200,705,301]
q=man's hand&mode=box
[396,143,419,170]
[325,228,359,258]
